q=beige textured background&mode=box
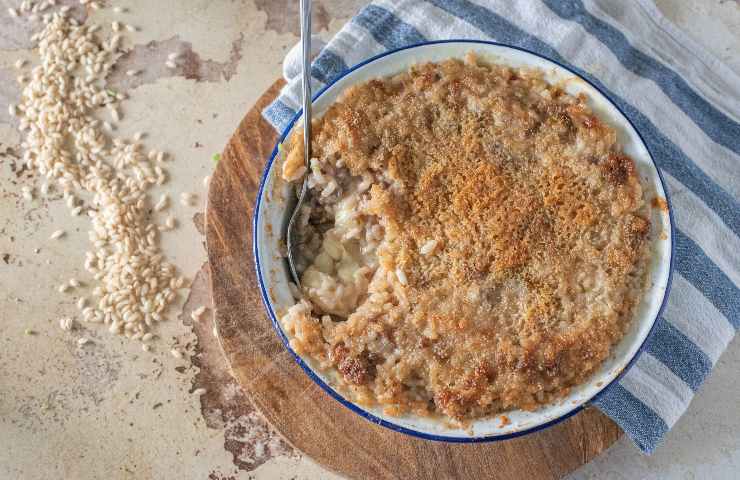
[0,1,737,479]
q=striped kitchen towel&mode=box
[262,0,740,454]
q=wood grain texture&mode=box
[206,80,622,480]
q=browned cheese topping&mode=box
[280,54,651,421]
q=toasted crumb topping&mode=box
[280,55,652,422]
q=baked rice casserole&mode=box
[278,53,652,423]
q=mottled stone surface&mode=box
[185,262,297,472]
[254,0,365,35]
[0,1,737,479]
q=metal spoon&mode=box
[286,0,312,288]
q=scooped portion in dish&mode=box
[278,53,652,422]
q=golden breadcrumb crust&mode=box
[282,55,651,421]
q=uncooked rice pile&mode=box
[11,4,186,342]
[280,55,653,422]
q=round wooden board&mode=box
[206,80,622,480]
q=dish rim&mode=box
[252,39,676,443]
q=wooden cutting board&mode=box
[205,79,622,480]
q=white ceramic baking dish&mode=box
[253,40,674,442]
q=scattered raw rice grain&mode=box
[179,192,195,206]
[165,60,177,69]
[71,206,83,216]
[21,186,33,201]
[59,317,74,331]
[8,7,19,17]
[154,194,169,212]
[109,34,122,48]
[202,175,210,187]
[167,52,181,61]
[142,332,154,342]
[125,69,140,77]
[156,171,167,186]
[77,337,90,346]
[25,328,36,335]
[8,104,18,116]
[170,348,183,359]
[142,343,151,352]
[124,24,137,32]
[111,21,121,31]
[15,14,181,344]
[77,297,87,309]
[58,284,70,293]
[192,388,207,396]
[133,131,144,141]
[40,182,49,195]
[17,75,28,84]
[113,6,126,14]
[68,278,80,288]
[190,305,207,322]
[14,59,26,69]
[165,215,176,230]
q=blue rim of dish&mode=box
[252,39,676,443]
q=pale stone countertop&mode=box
[0,1,737,479]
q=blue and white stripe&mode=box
[262,0,739,453]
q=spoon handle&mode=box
[286,0,313,288]
[300,0,312,162]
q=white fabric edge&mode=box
[621,352,694,427]
[664,274,735,364]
